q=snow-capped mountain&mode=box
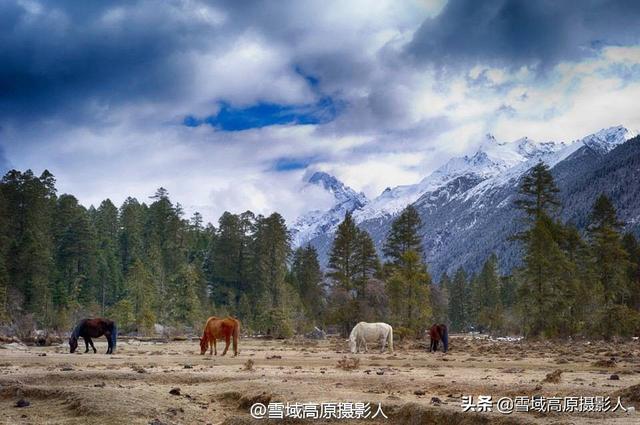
[354,133,571,222]
[291,126,640,276]
[291,171,367,247]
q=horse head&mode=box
[199,335,207,355]
[69,336,78,353]
[348,337,357,354]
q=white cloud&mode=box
[2,0,640,226]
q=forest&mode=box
[0,163,639,339]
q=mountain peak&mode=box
[307,170,337,186]
[292,171,368,247]
[580,125,635,154]
[306,171,366,203]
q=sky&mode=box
[1,0,640,224]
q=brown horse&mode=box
[429,323,449,353]
[69,318,117,354]
[199,316,240,356]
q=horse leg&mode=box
[213,338,217,356]
[105,333,112,354]
[84,337,90,353]
[380,336,386,353]
[89,338,97,353]
[222,334,230,356]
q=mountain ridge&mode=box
[292,126,640,276]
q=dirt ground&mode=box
[0,335,639,425]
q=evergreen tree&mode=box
[119,197,145,275]
[0,186,9,321]
[327,212,359,292]
[352,229,380,300]
[448,268,468,332]
[587,195,634,337]
[94,199,123,314]
[386,250,431,337]
[383,205,423,265]
[622,233,640,310]
[291,245,325,325]
[125,259,156,334]
[252,213,293,336]
[514,162,560,221]
[52,195,98,325]
[513,162,574,337]
[430,273,450,324]
[168,263,206,328]
[472,254,502,333]
[3,170,57,325]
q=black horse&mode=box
[69,318,117,354]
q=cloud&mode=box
[1,0,640,225]
[407,0,640,70]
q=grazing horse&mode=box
[69,318,117,354]
[349,322,394,354]
[429,323,448,353]
[199,316,240,356]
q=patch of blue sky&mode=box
[271,156,318,172]
[183,96,343,131]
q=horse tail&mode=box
[232,319,240,355]
[442,325,448,353]
[111,322,118,351]
[388,326,394,352]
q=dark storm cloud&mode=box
[0,0,228,123]
[408,0,640,69]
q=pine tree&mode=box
[513,162,573,337]
[0,185,9,321]
[383,205,423,265]
[430,273,450,324]
[328,212,359,292]
[125,259,156,334]
[291,245,325,325]
[352,229,380,301]
[587,195,634,337]
[119,197,145,275]
[3,170,57,325]
[252,213,293,336]
[622,233,640,310]
[448,268,468,332]
[94,199,123,314]
[386,250,431,337]
[168,263,206,328]
[472,254,502,333]
[52,195,98,325]
[514,162,560,221]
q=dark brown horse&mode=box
[199,316,240,356]
[69,318,117,354]
[429,323,449,353]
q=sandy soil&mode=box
[0,335,639,424]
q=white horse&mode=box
[348,322,394,354]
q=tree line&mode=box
[1,165,638,339]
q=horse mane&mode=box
[71,320,85,340]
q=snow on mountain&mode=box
[291,125,637,253]
[291,171,368,247]
[353,133,571,222]
[463,125,638,203]
[580,125,637,154]
[293,125,639,275]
